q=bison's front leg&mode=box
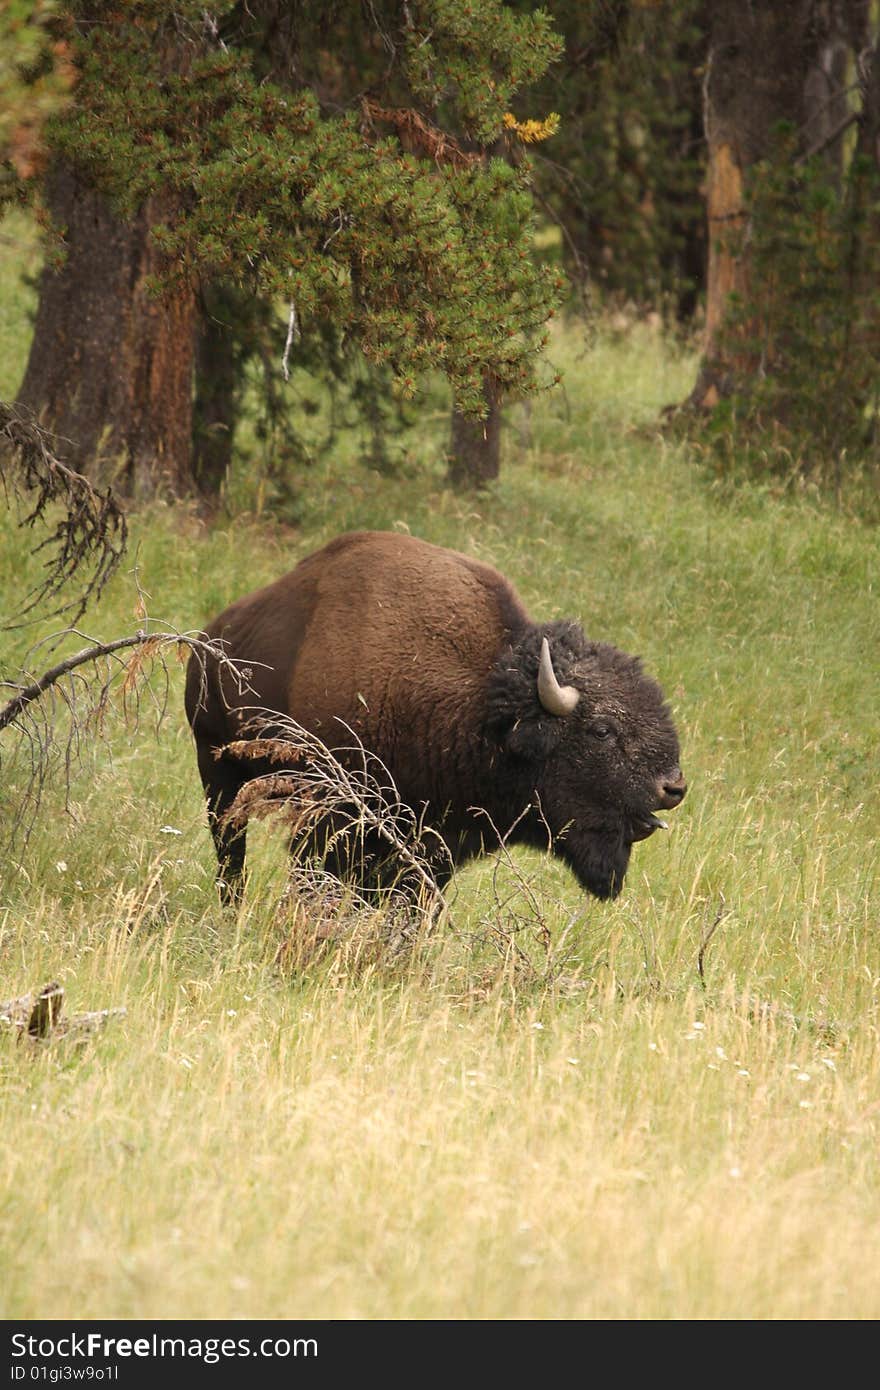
[196,743,249,906]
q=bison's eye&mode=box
[588,722,613,740]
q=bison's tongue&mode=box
[629,813,668,843]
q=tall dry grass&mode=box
[1,215,878,1319]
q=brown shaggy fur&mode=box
[185,531,686,902]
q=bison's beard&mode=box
[559,823,633,901]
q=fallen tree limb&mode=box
[0,981,126,1043]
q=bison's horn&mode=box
[537,637,580,717]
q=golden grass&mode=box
[2,869,879,1320]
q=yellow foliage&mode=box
[502,111,560,143]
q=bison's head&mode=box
[485,622,686,899]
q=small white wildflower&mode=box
[159,825,183,836]
[737,1068,750,1078]
[796,1072,811,1083]
[799,1100,813,1109]
[648,1041,658,1051]
[226,1009,237,1018]
[179,1056,194,1070]
[729,1166,742,1179]
[821,1057,837,1072]
[567,1057,580,1066]
[55,860,67,873]
[715,1045,727,1060]
[530,1021,544,1031]
[707,1063,720,1071]
[691,1021,705,1031]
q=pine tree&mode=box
[14,1,564,497]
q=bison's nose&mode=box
[657,770,687,809]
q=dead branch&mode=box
[274,865,436,975]
[465,804,582,992]
[0,981,126,1044]
[697,894,727,987]
[361,97,483,170]
[0,401,127,627]
[0,629,245,734]
[0,623,254,852]
[223,712,453,911]
[0,632,153,734]
[220,715,452,972]
[797,109,860,165]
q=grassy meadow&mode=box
[1,210,879,1320]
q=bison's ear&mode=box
[485,686,564,761]
[505,714,563,762]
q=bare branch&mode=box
[360,97,483,170]
[798,109,860,165]
[466,803,582,990]
[697,894,727,988]
[0,624,254,852]
[281,298,300,382]
[222,712,453,910]
[1,633,152,733]
[0,981,126,1044]
[0,401,127,627]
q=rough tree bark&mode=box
[193,297,239,498]
[690,0,821,408]
[18,164,197,500]
[447,376,502,488]
[848,8,880,434]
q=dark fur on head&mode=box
[484,621,682,899]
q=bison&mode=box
[185,530,686,903]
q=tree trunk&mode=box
[193,294,239,498]
[803,11,851,188]
[691,1,820,407]
[18,163,196,499]
[848,13,880,444]
[448,377,503,488]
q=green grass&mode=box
[1,217,879,1319]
